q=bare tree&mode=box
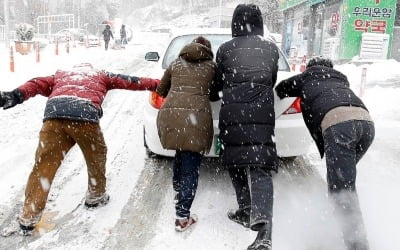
[253,0,282,33]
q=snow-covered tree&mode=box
[81,0,121,34]
[253,0,282,33]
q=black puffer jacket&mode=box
[275,65,368,157]
[214,4,279,170]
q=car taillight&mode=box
[149,91,166,109]
[283,97,302,114]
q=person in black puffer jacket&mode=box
[212,4,279,250]
[275,57,374,250]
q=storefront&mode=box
[340,0,397,60]
[310,0,342,60]
[280,0,309,57]
[392,1,400,61]
[280,0,398,61]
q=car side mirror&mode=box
[145,52,160,62]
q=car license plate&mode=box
[214,135,221,155]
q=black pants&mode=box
[324,120,375,250]
[173,150,202,218]
[228,167,273,236]
[104,40,110,50]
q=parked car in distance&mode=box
[52,28,88,43]
[87,35,100,47]
[52,28,101,47]
[143,28,314,159]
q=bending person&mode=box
[0,63,159,236]
[275,57,374,250]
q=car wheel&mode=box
[278,156,317,177]
[279,156,297,163]
[278,156,297,170]
[143,126,158,158]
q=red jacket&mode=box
[18,69,159,122]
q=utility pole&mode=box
[218,0,222,28]
[3,0,10,48]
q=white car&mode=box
[143,28,313,158]
[87,35,100,47]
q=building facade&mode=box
[280,0,399,61]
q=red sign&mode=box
[354,19,387,33]
[331,13,340,31]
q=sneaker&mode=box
[227,209,250,228]
[175,214,198,232]
[84,193,110,208]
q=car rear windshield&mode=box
[162,34,290,72]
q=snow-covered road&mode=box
[0,32,399,250]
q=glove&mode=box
[0,89,24,110]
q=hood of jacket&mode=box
[179,42,213,62]
[231,4,264,37]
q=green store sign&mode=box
[341,0,397,59]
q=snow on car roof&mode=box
[169,27,232,37]
[168,27,275,43]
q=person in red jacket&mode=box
[0,63,159,236]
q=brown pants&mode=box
[20,119,107,226]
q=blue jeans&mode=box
[173,150,202,218]
[228,167,273,235]
[323,120,375,250]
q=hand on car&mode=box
[0,89,24,109]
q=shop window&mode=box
[395,3,400,26]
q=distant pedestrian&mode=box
[120,24,128,45]
[156,36,217,232]
[275,57,374,250]
[0,63,159,236]
[102,25,114,50]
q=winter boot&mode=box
[227,208,250,228]
[247,230,272,250]
[84,193,110,208]
[1,219,35,237]
[175,214,198,232]
[19,224,35,236]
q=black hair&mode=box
[306,57,334,68]
[231,4,264,37]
